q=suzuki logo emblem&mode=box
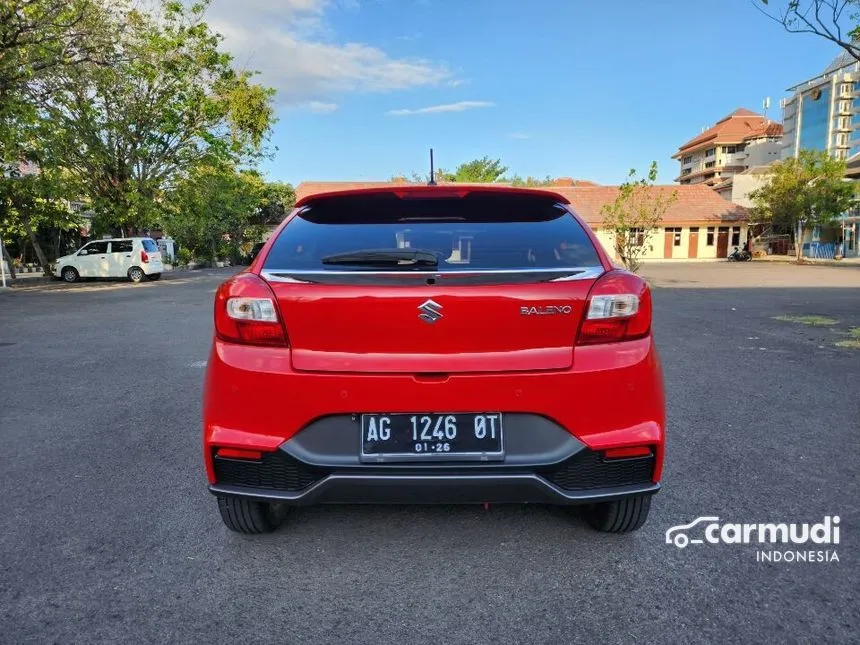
[418,299,443,324]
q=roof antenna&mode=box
[428,148,437,186]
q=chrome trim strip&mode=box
[261,266,605,282]
[548,267,605,281]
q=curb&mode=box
[4,276,56,288]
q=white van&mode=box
[54,237,164,283]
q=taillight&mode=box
[141,250,149,263]
[576,270,651,345]
[214,273,288,346]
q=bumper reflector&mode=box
[216,447,264,460]
[602,446,652,459]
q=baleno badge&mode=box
[520,305,572,316]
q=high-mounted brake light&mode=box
[577,271,651,345]
[140,250,149,263]
[214,274,288,346]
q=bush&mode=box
[176,248,193,266]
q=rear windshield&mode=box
[263,193,600,271]
[141,239,158,252]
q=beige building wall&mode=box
[728,174,768,209]
[591,224,748,261]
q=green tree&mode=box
[0,0,111,160]
[408,156,508,183]
[600,162,677,273]
[749,149,856,262]
[163,163,265,263]
[0,165,82,274]
[508,175,556,187]
[31,0,275,235]
[756,1,860,62]
[449,156,508,182]
[0,0,102,94]
[255,180,296,225]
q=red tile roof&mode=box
[554,185,746,226]
[674,108,784,157]
[294,181,748,226]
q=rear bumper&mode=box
[210,476,660,506]
[207,424,660,505]
[203,335,667,496]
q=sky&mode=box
[205,0,843,186]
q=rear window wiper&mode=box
[320,248,439,269]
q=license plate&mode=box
[360,413,504,461]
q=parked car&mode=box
[203,186,665,535]
[54,237,164,283]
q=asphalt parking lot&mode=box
[1,262,858,644]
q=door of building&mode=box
[688,228,699,259]
[664,230,674,258]
[717,228,729,258]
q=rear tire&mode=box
[128,266,145,283]
[61,267,79,283]
[585,494,651,533]
[146,273,161,281]
[216,495,288,534]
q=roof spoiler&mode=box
[295,185,571,208]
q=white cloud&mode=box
[301,101,339,113]
[206,0,454,106]
[387,100,496,116]
[507,132,530,140]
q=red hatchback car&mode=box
[203,186,665,534]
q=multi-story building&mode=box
[781,50,859,159]
[781,49,860,258]
[672,109,783,187]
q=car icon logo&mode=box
[665,516,721,549]
[418,299,443,324]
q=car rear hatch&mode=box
[260,189,605,373]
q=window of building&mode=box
[706,227,715,246]
[628,227,645,247]
[841,83,853,96]
[799,85,831,152]
[674,230,682,246]
[838,116,851,130]
[705,148,715,157]
[704,161,715,168]
[724,145,737,154]
[682,155,692,164]
[731,227,741,246]
[840,100,852,113]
